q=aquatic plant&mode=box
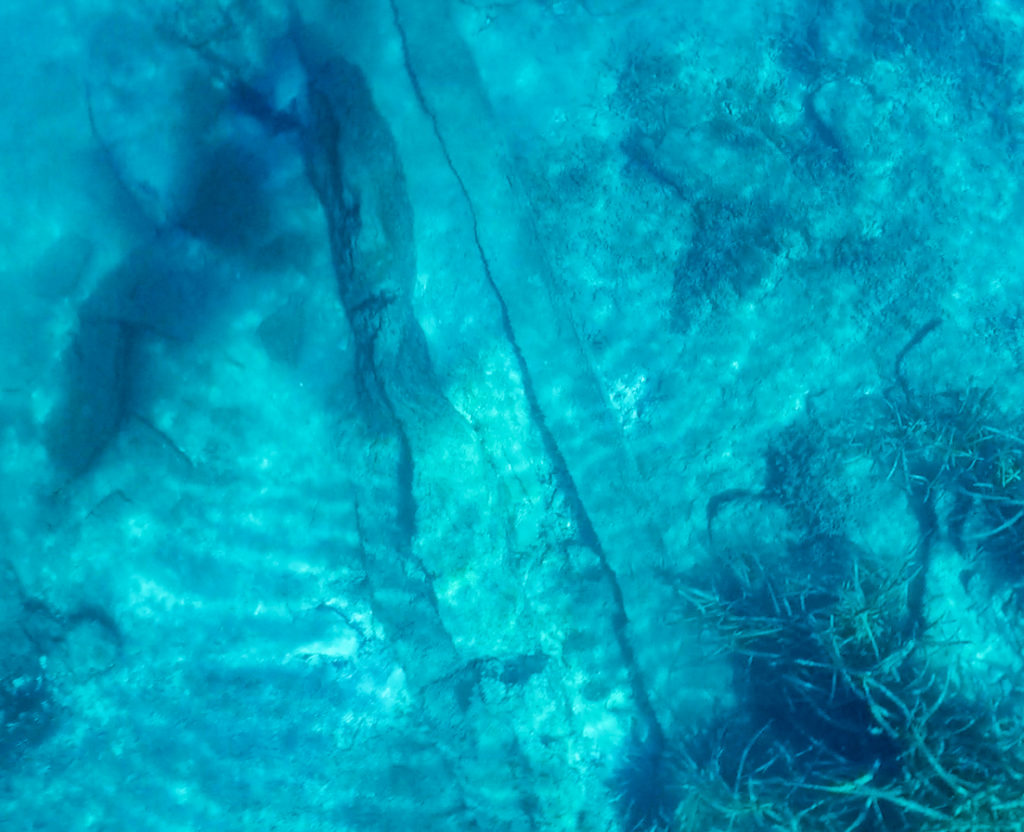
[672,543,1024,831]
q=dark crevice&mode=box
[388,0,663,746]
[299,71,419,552]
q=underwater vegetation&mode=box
[0,560,122,771]
[630,320,1024,831]
[670,543,1024,831]
[860,324,1024,600]
[0,561,57,769]
[609,728,682,832]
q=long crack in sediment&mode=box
[388,0,664,744]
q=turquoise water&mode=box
[3,1,1024,829]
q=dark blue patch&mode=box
[608,732,680,832]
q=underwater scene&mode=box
[4,0,1024,829]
